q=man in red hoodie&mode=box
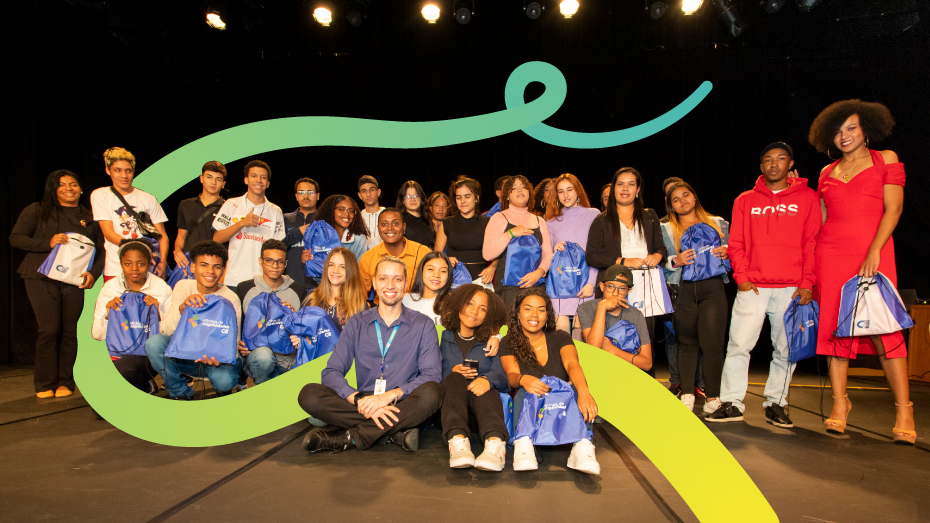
[706,142,820,427]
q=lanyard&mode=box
[374,320,399,378]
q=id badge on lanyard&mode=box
[374,320,399,396]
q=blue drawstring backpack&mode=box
[242,292,293,354]
[37,232,96,287]
[137,237,162,275]
[501,391,514,444]
[105,292,160,357]
[680,223,731,282]
[284,306,341,367]
[502,235,546,287]
[835,272,914,338]
[514,376,589,446]
[482,201,502,218]
[546,242,589,299]
[166,253,194,289]
[451,262,472,289]
[303,221,341,278]
[165,294,239,364]
[605,319,642,355]
[784,296,820,363]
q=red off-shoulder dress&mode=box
[814,149,907,359]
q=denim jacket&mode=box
[661,217,730,285]
[439,329,509,392]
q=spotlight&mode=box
[206,2,227,30]
[762,0,784,13]
[525,0,544,20]
[559,0,579,18]
[454,0,474,25]
[714,0,747,37]
[422,3,440,23]
[796,0,821,12]
[346,0,368,27]
[313,7,333,26]
[648,1,668,19]
[681,0,703,15]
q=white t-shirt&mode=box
[212,194,285,287]
[360,207,384,248]
[91,187,168,278]
[402,293,440,325]
[92,273,173,342]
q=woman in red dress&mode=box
[808,99,915,444]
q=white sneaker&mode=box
[567,438,600,475]
[474,438,506,472]
[512,436,538,471]
[448,437,475,468]
[681,393,696,411]
[703,397,723,414]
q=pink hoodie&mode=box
[727,176,820,289]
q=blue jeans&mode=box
[512,386,593,443]
[664,320,705,389]
[144,333,243,398]
[720,287,797,412]
[245,346,293,385]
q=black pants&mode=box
[297,381,442,450]
[674,277,727,398]
[440,373,508,442]
[113,355,157,392]
[24,278,84,393]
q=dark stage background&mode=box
[3,0,929,363]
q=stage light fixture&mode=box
[560,0,579,18]
[648,1,668,19]
[346,0,369,27]
[454,0,474,25]
[762,0,784,13]
[312,5,333,26]
[796,0,821,12]
[682,0,703,15]
[525,1,545,20]
[422,3,440,23]
[206,2,227,30]
[714,0,747,37]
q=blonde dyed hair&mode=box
[665,182,723,251]
[103,147,136,169]
[302,247,368,323]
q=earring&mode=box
[827,149,835,161]
[865,136,870,149]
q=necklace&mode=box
[836,153,870,182]
[533,345,543,351]
[458,332,475,341]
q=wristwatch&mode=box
[353,391,366,404]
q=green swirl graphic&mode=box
[73,61,776,521]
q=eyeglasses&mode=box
[296,190,317,196]
[261,258,287,267]
[404,194,421,200]
[603,283,630,293]
[335,206,357,215]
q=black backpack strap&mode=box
[109,187,162,239]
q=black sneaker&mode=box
[303,428,353,453]
[171,395,193,401]
[764,405,794,428]
[668,383,682,398]
[705,402,744,423]
[389,428,420,452]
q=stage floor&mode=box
[1,364,927,522]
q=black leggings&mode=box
[674,277,727,398]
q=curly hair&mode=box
[190,240,228,266]
[315,195,369,238]
[808,99,895,156]
[505,287,557,372]
[439,284,507,343]
[118,238,153,264]
[501,175,534,211]
[532,178,553,217]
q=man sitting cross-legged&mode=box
[298,256,442,452]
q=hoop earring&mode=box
[827,149,835,161]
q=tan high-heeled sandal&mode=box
[893,402,916,445]
[825,394,852,435]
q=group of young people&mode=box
[10,98,916,471]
